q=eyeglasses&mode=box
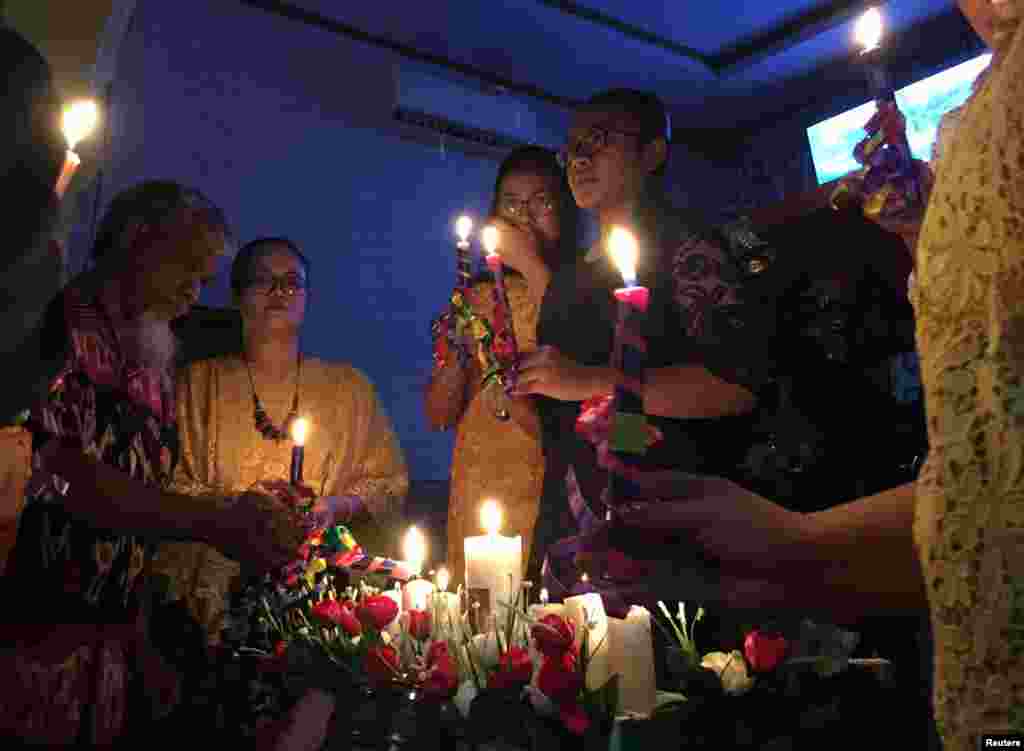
[498,192,557,222]
[557,124,645,169]
[244,273,308,296]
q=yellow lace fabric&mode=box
[446,275,544,588]
[149,356,408,642]
[912,4,1024,745]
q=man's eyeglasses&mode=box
[556,124,645,169]
[498,192,557,222]
[244,273,308,296]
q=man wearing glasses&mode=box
[516,89,777,614]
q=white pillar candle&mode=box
[431,591,461,633]
[464,500,522,630]
[400,526,435,611]
[563,591,610,691]
[607,606,657,716]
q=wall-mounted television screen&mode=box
[807,53,992,185]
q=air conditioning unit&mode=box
[392,65,565,152]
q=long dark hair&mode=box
[488,145,582,271]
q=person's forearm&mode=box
[424,359,469,430]
[48,443,224,541]
[807,482,927,615]
[583,364,757,418]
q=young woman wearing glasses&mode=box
[425,146,581,589]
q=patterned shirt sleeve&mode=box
[671,233,777,397]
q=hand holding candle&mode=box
[56,100,99,199]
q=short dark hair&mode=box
[231,237,311,295]
[580,88,671,178]
[488,145,582,269]
[92,180,233,263]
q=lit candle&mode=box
[383,582,404,640]
[853,8,922,210]
[455,215,474,289]
[55,100,99,199]
[464,499,522,631]
[605,227,651,518]
[606,606,657,716]
[430,566,460,631]
[481,224,520,390]
[527,587,567,681]
[854,8,891,101]
[290,417,308,487]
[401,526,435,611]
[563,588,610,691]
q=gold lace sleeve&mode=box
[331,367,409,519]
[149,360,239,643]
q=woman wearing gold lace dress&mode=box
[425,147,581,587]
[150,237,409,643]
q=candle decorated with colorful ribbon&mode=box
[290,417,308,487]
[55,100,99,199]
[455,215,474,289]
[604,227,651,518]
[481,224,520,390]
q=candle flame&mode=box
[290,417,309,446]
[436,566,450,592]
[481,224,500,256]
[855,7,883,53]
[403,526,427,576]
[607,226,638,287]
[480,499,502,535]
[62,99,99,152]
[456,215,473,242]
[539,587,549,605]
[580,572,590,583]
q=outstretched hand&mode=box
[510,345,609,402]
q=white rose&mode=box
[701,650,755,696]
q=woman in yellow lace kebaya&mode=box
[150,237,409,643]
[425,147,581,587]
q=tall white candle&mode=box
[563,591,610,691]
[607,606,657,716]
[464,500,522,630]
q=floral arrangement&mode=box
[655,600,865,701]
[431,284,518,392]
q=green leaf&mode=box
[609,411,650,455]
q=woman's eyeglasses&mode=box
[245,273,307,296]
[556,124,645,169]
[498,192,557,222]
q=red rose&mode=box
[537,651,580,701]
[420,642,458,699]
[743,630,789,673]
[406,609,432,641]
[285,573,300,588]
[356,594,399,631]
[337,606,362,637]
[365,644,400,685]
[311,599,345,626]
[531,614,575,659]
[488,646,534,689]
[274,640,289,658]
[297,543,312,561]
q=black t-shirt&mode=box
[529,210,775,574]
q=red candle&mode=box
[56,100,99,199]
[481,225,520,389]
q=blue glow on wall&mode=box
[807,53,992,184]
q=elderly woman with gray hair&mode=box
[0,180,307,745]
